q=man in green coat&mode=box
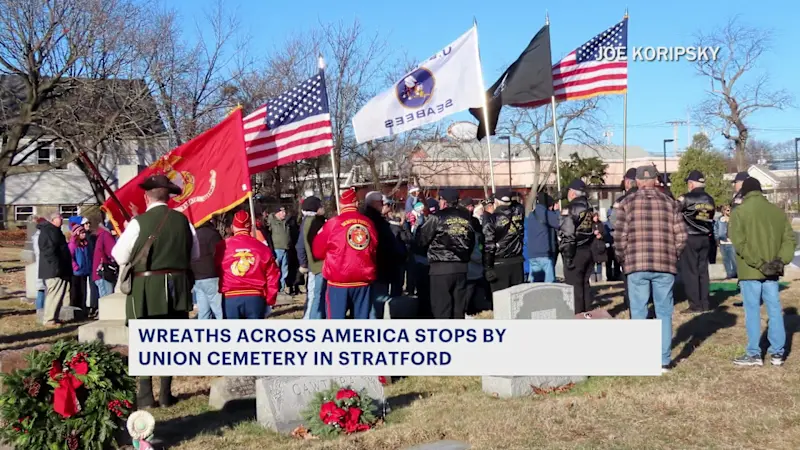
[112,174,199,408]
[729,178,796,367]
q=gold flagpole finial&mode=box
[545,11,550,25]
[624,8,629,19]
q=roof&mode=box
[413,140,651,161]
[0,75,166,138]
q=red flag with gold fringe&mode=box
[102,109,251,234]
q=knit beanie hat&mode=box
[340,188,357,207]
[302,196,322,212]
[739,177,762,197]
[232,210,252,230]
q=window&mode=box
[34,146,68,170]
[37,148,50,165]
[59,205,79,218]
[53,148,67,170]
[14,206,35,222]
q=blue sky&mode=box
[170,0,799,156]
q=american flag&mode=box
[520,18,628,107]
[243,70,333,173]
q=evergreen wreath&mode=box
[301,383,378,437]
[0,340,136,450]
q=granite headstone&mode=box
[484,283,587,397]
[209,376,258,410]
[256,376,385,433]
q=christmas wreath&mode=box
[301,384,378,437]
[0,340,136,450]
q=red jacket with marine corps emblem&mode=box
[311,206,378,287]
[215,231,280,306]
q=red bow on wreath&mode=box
[49,353,89,418]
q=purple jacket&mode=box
[91,227,116,281]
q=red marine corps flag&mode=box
[102,109,251,234]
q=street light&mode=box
[663,139,674,182]
[499,136,512,188]
[794,137,800,209]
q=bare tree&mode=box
[0,0,152,182]
[0,0,175,210]
[500,98,605,210]
[694,17,793,171]
[149,1,246,147]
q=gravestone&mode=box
[483,283,587,398]
[78,292,128,346]
[209,376,258,410]
[256,376,385,434]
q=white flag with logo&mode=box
[353,26,484,144]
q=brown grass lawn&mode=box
[3,258,800,449]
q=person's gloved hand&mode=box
[299,266,309,274]
[485,269,498,282]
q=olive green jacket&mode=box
[729,191,796,281]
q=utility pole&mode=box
[666,120,687,155]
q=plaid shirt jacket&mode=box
[613,187,688,275]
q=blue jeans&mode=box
[528,257,555,283]
[303,273,325,319]
[720,243,737,278]
[224,295,271,319]
[274,249,289,290]
[627,271,675,366]
[195,278,223,319]
[370,282,390,319]
[740,280,785,357]
[94,279,114,299]
[36,290,45,310]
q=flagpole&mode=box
[319,55,341,214]
[248,191,258,237]
[79,151,131,221]
[473,18,496,195]
[622,10,629,175]
[226,104,257,235]
[551,96,562,196]
[545,14,562,197]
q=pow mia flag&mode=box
[469,25,554,141]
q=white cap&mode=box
[408,186,420,194]
[80,217,90,225]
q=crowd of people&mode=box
[30,165,797,405]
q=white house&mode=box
[0,76,168,228]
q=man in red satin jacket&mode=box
[312,188,378,319]
[215,210,280,318]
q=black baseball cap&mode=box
[636,165,658,180]
[685,170,705,182]
[567,179,586,191]
[733,172,749,183]
[495,188,513,202]
[438,188,459,204]
[624,168,637,180]
[461,197,475,207]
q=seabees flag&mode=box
[353,26,484,144]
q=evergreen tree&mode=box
[671,133,731,206]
